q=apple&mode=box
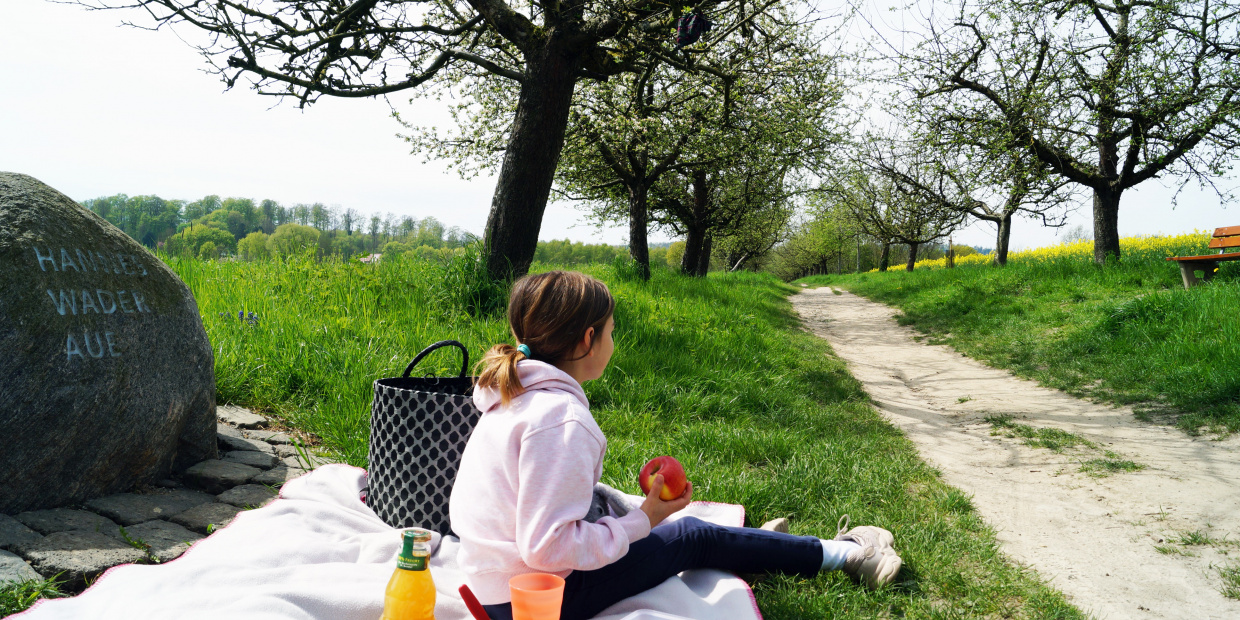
[638,456,688,501]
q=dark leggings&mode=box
[482,516,823,620]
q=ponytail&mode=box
[476,343,528,407]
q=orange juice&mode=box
[380,529,435,620]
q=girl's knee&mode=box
[659,516,720,539]
[678,516,710,529]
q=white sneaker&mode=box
[834,515,902,588]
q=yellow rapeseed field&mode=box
[907,253,992,270]
[905,231,1213,270]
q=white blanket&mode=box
[15,465,763,620]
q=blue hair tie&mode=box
[516,344,531,358]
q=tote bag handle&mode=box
[402,340,470,379]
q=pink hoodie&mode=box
[448,360,652,604]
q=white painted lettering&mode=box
[118,290,135,313]
[95,251,118,274]
[66,333,84,361]
[46,289,77,315]
[105,332,121,357]
[59,248,80,272]
[135,258,148,276]
[83,330,105,358]
[96,290,117,314]
[79,290,100,314]
[75,249,97,272]
[35,247,58,272]
[131,290,151,313]
[117,254,135,275]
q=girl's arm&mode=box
[514,421,652,572]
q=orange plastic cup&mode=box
[509,573,565,620]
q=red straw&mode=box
[459,584,492,620]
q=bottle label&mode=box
[398,555,428,571]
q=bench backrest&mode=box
[1209,226,1240,252]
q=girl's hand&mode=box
[638,474,694,528]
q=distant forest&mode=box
[81,193,669,266]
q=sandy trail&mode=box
[793,287,1240,620]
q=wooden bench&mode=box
[1166,226,1240,288]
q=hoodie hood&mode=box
[473,359,588,414]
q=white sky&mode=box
[2,0,1235,251]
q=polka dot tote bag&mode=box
[365,340,481,535]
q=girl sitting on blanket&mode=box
[449,271,902,620]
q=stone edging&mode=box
[0,406,340,591]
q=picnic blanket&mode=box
[15,464,763,620]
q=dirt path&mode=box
[793,287,1240,620]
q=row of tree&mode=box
[766,233,982,280]
[872,0,1240,266]
[761,0,1240,278]
[399,2,843,279]
[83,0,848,281]
[77,0,1240,279]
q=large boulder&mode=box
[0,172,217,514]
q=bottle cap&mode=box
[408,528,433,543]
[397,530,429,571]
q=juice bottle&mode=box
[380,528,435,620]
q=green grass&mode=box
[3,253,1086,618]
[800,248,1240,434]
[1078,458,1145,476]
[1152,528,1237,557]
[1177,530,1218,546]
[985,415,1145,477]
[0,577,65,616]
[1220,565,1240,599]
[1152,531,1240,597]
[1153,544,1195,556]
[986,415,1097,452]
[117,527,157,564]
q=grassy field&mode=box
[800,232,1240,434]
[4,254,1083,618]
[183,254,1083,618]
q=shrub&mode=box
[268,223,321,258]
[164,225,235,257]
[238,232,270,261]
[198,241,219,261]
[382,241,411,260]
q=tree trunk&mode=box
[994,214,1013,267]
[905,242,919,271]
[856,238,862,273]
[696,233,713,277]
[680,170,711,277]
[681,225,705,275]
[628,183,651,281]
[729,253,750,272]
[1092,187,1122,265]
[879,243,890,272]
[483,42,582,281]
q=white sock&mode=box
[819,539,861,571]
